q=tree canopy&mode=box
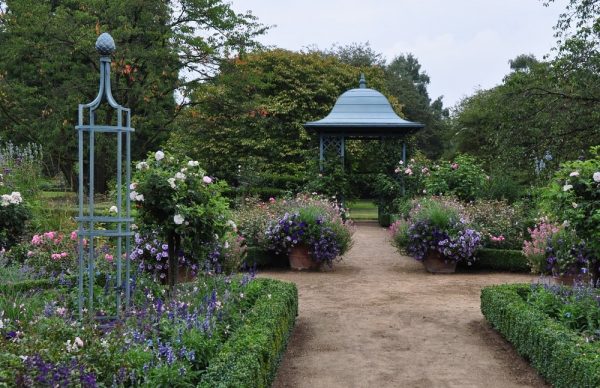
[0,0,266,191]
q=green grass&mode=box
[347,199,378,220]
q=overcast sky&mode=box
[230,0,569,108]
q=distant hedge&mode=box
[481,284,600,387]
[199,278,298,387]
[458,248,530,272]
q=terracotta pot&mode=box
[422,250,457,274]
[289,245,320,271]
[554,273,592,286]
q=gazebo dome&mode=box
[304,74,423,135]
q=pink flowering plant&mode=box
[540,146,600,281]
[132,151,234,276]
[522,220,562,274]
[424,154,487,201]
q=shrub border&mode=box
[481,284,600,387]
[199,278,298,387]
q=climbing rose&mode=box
[155,150,165,161]
[202,176,212,184]
[594,172,600,182]
[174,214,184,225]
[569,171,580,177]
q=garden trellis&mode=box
[76,33,134,320]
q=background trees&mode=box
[0,0,265,191]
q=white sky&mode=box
[230,0,569,108]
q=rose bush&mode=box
[132,151,239,278]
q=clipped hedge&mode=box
[0,274,78,293]
[481,284,600,387]
[200,278,298,388]
[459,248,530,272]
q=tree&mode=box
[385,54,450,160]
[168,49,392,185]
[0,0,266,191]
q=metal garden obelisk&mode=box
[76,33,134,320]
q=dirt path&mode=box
[262,222,548,388]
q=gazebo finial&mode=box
[359,73,366,88]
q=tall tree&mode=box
[168,49,392,184]
[385,54,450,159]
[0,0,266,191]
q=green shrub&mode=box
[459,248,529,272]
[199,278,298,388]
[425,154,487,201]
[481,284,600,387]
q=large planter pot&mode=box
[422,250,457,274]
[289,245,320,271]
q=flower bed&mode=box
[481,284,600,387]
[0,274,297,386]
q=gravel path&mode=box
[262,222,548,388]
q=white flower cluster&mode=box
[1,191,22,206]
[65,336,84,353]
[174,214,184,225]
[136,161,149,170]
[188,160,199,167]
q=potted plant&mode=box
[390,198,482,273]
[265,202,353,270]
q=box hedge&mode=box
[481,284,600,387]
[199,278,298,387]
[458,248,530,272]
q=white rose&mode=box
[174,214,184,225]
[136,161,149,170]
[130,183,137,190]
[1,194,10,207]
[129,191,138,200]
[167,178,176,189]
[202,176,212,184]
[563,184,573,192]
[175,172,186,180]
[9,192,22,205]
[569,171,580,177]
[593,172,600,182]
[74,337,84,348]
[135,194,144,202]
[155,150,165,161]
[188,160,199,167]
[109,205,118,213]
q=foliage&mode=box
[481,283,600,388]
[462,199,526,249]
[132,150,233,264]
[198,278,298,388]
[390,198,482,264]
[0,272,297,386]
[539,146,600,271]
[0,192,29,249]
[522,220,562,274]
[424,154,487,201]
[0,0,266,191]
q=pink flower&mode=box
[70,231,78,240]
[27,251,34,257]
[104,254,113,262]
[202,176,212,184]
[269,197,276,203]
[404,168,413,176]
[31,235,42,245]
[51,253,61,260]
[60,252,68,258]
[451,163,459,170]
[44,231,55,240]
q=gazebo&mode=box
[304,74,424,169]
